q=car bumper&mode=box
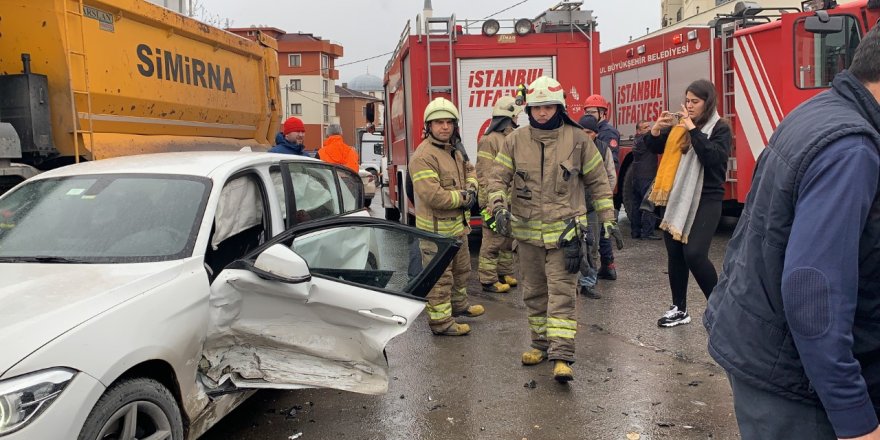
[4,372,104,439]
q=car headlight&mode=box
[0,368,76,436]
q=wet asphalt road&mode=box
[202,207,742,440]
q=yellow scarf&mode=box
[648,125,689,206]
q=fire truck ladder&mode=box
[425,16,456,97]
[62,0,95,163]
[720,22,738,185]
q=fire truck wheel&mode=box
[385,207,401,222]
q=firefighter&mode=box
[476,96,522,294]
[487,76,619,382]
[409,97,484,336]
[584,94,622,281]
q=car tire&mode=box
[77,378,184,440]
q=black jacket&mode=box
[645,121,731,201]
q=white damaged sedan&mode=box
[0,152,457,439]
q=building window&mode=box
[289,79,301,90]
[323,104,329,123]
[288,54,301,67]
[323,79,329,97]
[321,54,329,73]
[291,103,302,115]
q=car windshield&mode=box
[0,174,210,263]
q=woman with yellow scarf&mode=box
[644,79,732,328]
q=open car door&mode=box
[201,217,458,395]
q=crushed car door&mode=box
[202,216,458,395]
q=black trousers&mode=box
[728,374,836,440]
[662,198,721,312]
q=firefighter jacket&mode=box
[476,127,514,209]
[488,124,614,249]
[410,136,478,237]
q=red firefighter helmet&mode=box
[584,94,609,111]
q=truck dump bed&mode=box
[0,0,280,163]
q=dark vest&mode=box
[704,71,880,403]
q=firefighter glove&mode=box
[561,237,581,274]
[491,207,512,236]
[460,190,477,211]
[603,221,624,250]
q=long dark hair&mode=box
[685,79,717,128]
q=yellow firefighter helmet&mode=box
[492,95,523,118]
[424,97,460,123]
[525,76,565,107]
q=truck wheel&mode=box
[385,207,400,222]
[77,378,184,440]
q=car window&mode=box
[205,173,270,276]
[794,15,861,89]
[270,167,286,221]
[286,163,340,224]
[288,222,457,298]
[337,168,362,213]
[0,175,209,262]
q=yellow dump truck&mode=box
[0,0,281,192]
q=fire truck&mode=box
[379,1,600,227]
[600,0,880,217]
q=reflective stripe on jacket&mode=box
[476,127,513,208]
[409,136,477,237]
[487,124,614,248]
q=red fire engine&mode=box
[379,1,600,226]
[601,0,880,217]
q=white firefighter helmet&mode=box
[525,76,565,107]
[492,95,523,118]
[424,97,460,123]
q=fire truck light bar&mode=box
[672,34,683,44]
[637,45,646,54]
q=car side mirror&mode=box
[374,143,384,155]
[253,244,311,283]
[805,12,844,34]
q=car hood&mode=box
[0,261,184,376]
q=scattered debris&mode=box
[657,422,675,428]
[480,427,486,431]
[524,380,537,389]
[427,396,433,401]
[688,381,702,387]
[428,404,447,411]
[607,368,613,372]
[399,394,405,399]
[651,402,662,406]
[288,433,303,440]
[691,400,707,406]
[683,425,694,429]
[626,432,641,440]
[447,417,455,425]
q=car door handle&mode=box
[358,310,407,326]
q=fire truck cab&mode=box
[380,1,600,228]
[600,0,880,217]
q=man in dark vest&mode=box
[704,25,880,440]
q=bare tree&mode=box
[188,0,233,28]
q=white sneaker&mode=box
[657,305,691,327]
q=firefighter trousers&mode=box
[420,233,472,332]
[477,226,514,285]
[518,241,578,363]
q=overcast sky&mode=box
[204,0,660,82]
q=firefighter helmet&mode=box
[424,97,460,123]
[492,96,523,118]
[584,94,609,111]
[525,76,565,107]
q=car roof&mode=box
[33,151,319,180]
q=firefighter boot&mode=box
[432,322,471,336]
[521,348,548,366]
[453,304,485,318]
[482,282,510,293]
[553,360,574,383]
[598,262,617,280]
[500,275,518,287]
